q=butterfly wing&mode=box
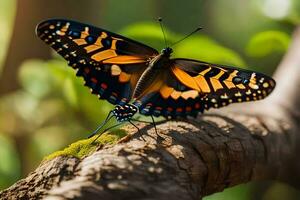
[133,58,276,118]
[36,19,158,105]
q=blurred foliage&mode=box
[246,31,291,57]
[262,182,300,200]
[174,36,246,67]
[0,0,299,199]
[0,135,20,189]
[0,0,15,69]
[204,184,253,200]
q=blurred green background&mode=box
[0,0,299,199]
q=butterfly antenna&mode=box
[170,27,203,47]
[158,17,168,47]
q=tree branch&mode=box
[1,27,300,200]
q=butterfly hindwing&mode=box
[133,69,206,118]
[36,19,158,104]
[133,59,275,118]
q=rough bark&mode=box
[1,27,299,200]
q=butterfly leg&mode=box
[91,122,124,143]
[88,111,113,138]
[128,120,146,141]
[151,115,158,135]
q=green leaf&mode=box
[173,35,246,67]
[246,31,291,57]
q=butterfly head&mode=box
[161,47,173,57]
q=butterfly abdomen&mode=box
[133,54,170,99]
[133,66,160,99]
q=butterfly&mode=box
[36,19,276,137]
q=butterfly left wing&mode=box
[36,19,159,105]
[133,58,276,118]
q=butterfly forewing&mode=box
[36,19,158,104]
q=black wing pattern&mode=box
[36,19,158,105]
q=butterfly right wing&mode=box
[133,58,275,118]
[36,19,159,104]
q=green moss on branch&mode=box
[43,129,127,161]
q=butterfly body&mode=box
[36,19,276,121]
[132,48,172,99]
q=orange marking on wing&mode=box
[56,30,65,36]
[236,84,246,89]
[111,64,122,76]
[249,82,259,90]
[94,37,104,46]
[101,32,108,38]
[84,33,107,53]
[91,50,117,61]
[181,90,198,100]
[103,55,147,64]
[186,106,192,112]
[91,77,98,84]
[193,76,210,93]
[138,79,164,98]
[210,78,223,92]
[171,66,200,91]
[210,71,224,91]
[250,73,257,84]
[119,72,131,83]
[111,39,118,49]
[170,90,182,100]
[223,70,238,89]
[73,38,87,45]
[85,45,101,53]
[78,27,89,39]
[199,67,212,75]
[60,23,70,32]
[176,108,183,112]
[159,85,174,99]
[224,81,236,89]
